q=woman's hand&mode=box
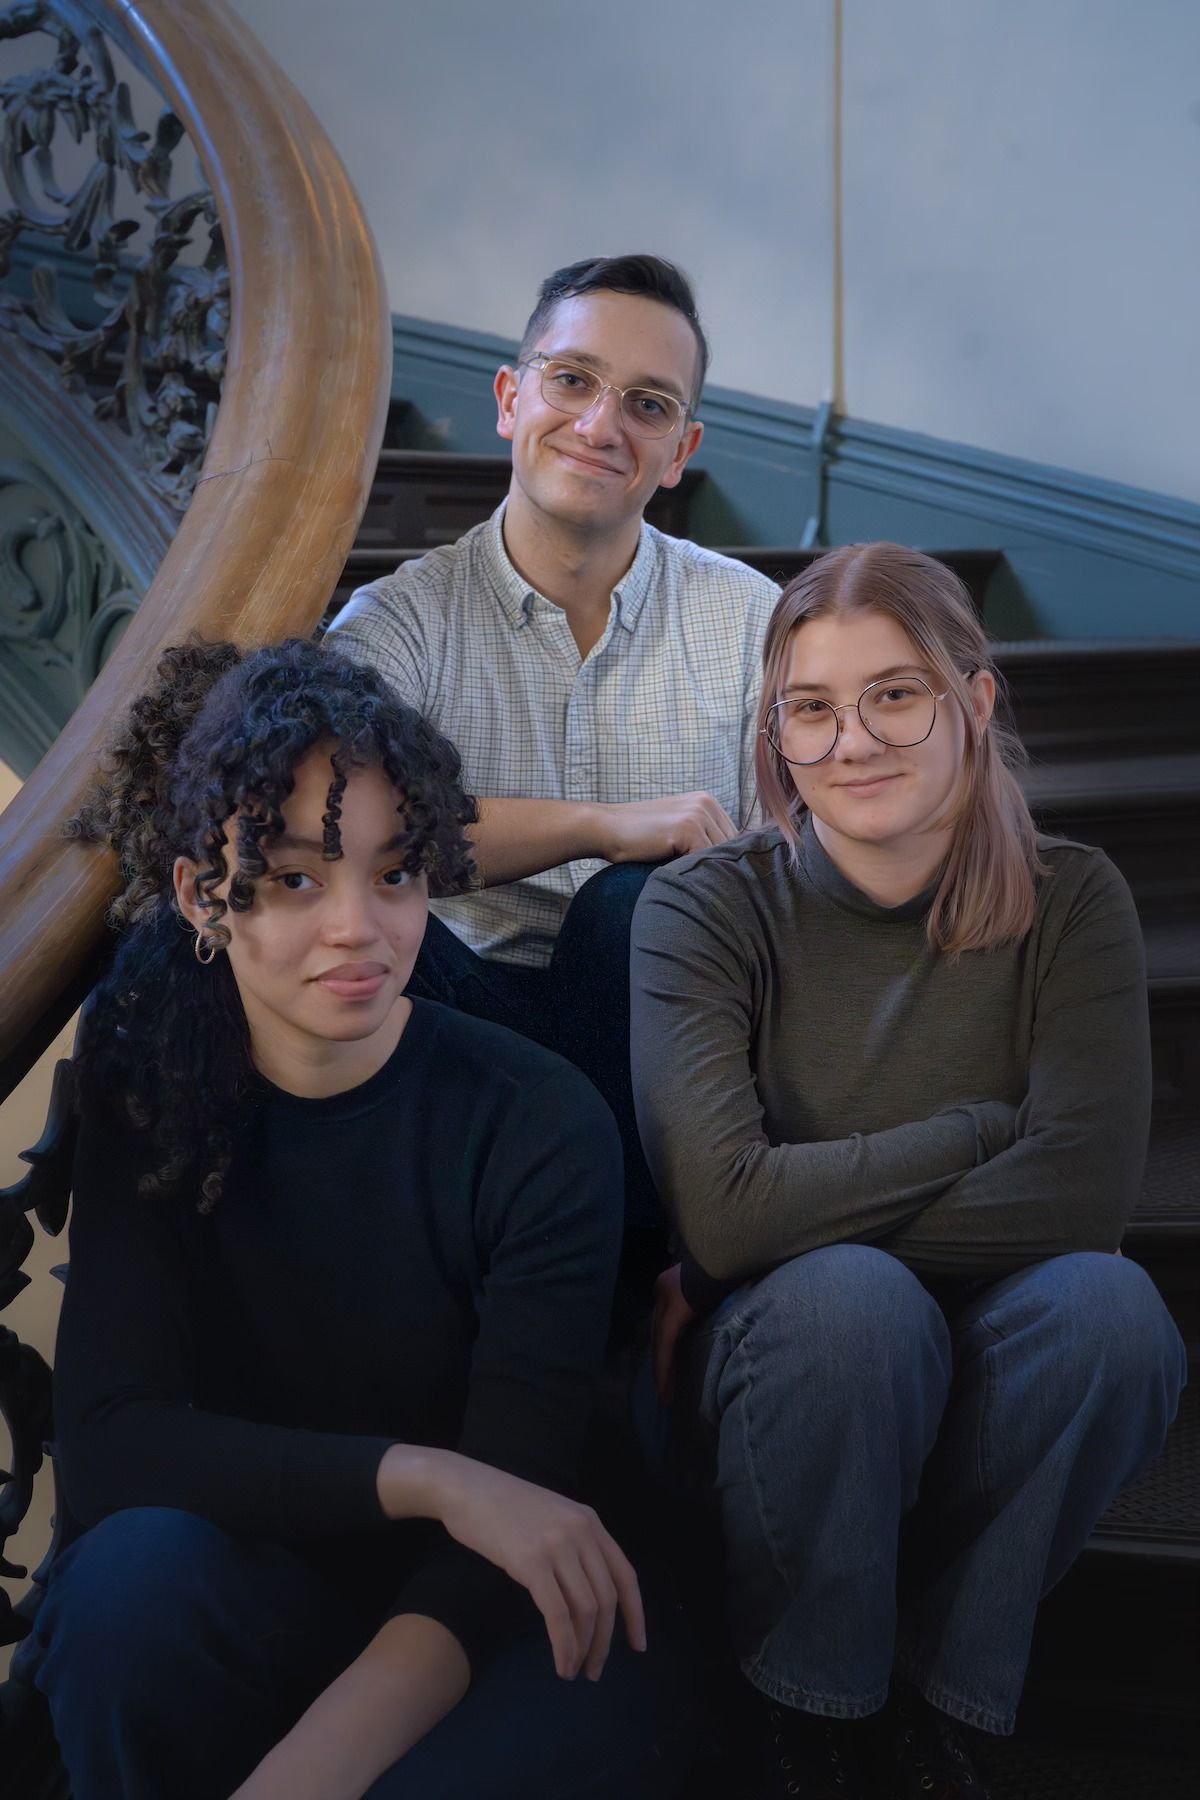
[377,1446,645,1681]
[653,1262,698,1404]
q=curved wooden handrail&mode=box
[0,0,392,1093]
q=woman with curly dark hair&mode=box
[31,638,695,1800]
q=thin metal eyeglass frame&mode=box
[761,676,951,767]
[519,353,689,438]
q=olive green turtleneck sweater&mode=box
[630,822,1149,1301]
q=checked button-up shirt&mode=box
[331,503,779,969]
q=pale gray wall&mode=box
[228,0,834,408]
[227,0,1198,501]
[843,0,1200,502]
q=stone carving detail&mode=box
[0,1,228,509]
[0,460,139,713]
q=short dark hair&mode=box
[518,254,710,410]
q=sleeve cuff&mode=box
[387,1540,538,1677]
[679,1251,739,1314]
[277,1432,394,1539]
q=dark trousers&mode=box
[34,1508,705,1800]
[412,864,662,1238]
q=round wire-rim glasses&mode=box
[520,353,689,439]
[762,675,952,767]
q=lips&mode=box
[836,774,901,795]
[314,962,390,1000]
[553,447,626,477]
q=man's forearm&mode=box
[230,1613,470,1800]
[469,791,740,885]
[468,797,605,885]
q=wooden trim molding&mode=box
[0,0,392,1092]
[827,418,1200,580]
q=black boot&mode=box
[880,1687,992,1799]
[751,1693,881,1799]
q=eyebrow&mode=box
[544,348,688,405]
[781,664,934,697]
[267,831,408,856]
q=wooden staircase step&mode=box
[983,1733,1199,1799]
[358,449,703,549]
[993,640,1200,761]
[715,546,1004,615]
[1022,752,1200,811]
[1127,1105,1200,1241]
[1088,1378,1200,1563]
[331,542,1003,626]
[1021,755,1200,907]
[1142,913,1200,992]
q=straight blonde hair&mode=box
[755,543,1045,957]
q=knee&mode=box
[741,1245,950,1378]
[564,862,655,944]
[37,1507,233,1682]
[996,1253,1186,1424]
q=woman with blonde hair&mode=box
[631,543,1184,1800]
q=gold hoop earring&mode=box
[194,930,219,966]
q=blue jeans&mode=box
[412,863,661,1234]
[33,1508,702,1800]
[668,1245,1185,1735]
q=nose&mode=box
[321,881,380,948]
[829,704,884,761]
[573,383,625,443]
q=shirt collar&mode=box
[799,816,943,923]
[480,501,657,633]
[611,524,657,631]
[480,501,536,628]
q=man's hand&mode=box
[652,1262,699,1404]
[466,792,740,885]
[377,1446,645,1681]
[595,792,738,864]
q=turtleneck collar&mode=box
[797,816,943,924]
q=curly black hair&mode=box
[70,636,477,1209]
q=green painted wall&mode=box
[6,247,1198,643]
[391,315,1200,642]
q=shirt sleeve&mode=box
[385,1064,624,1674]
[737,580,778,830]
[326,574,432,713]
[54,1104,392,1540]
[878,852,1150,1275]
[630,862,1016,1288]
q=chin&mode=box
[335,1013,391,1038]
[303,991,399,1039]
[545,470,624,508]
[815,801,919,845]
[533,463,636,519]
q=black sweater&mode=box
[54,1000,623,1674]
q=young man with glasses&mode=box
[331,255,778,1257]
